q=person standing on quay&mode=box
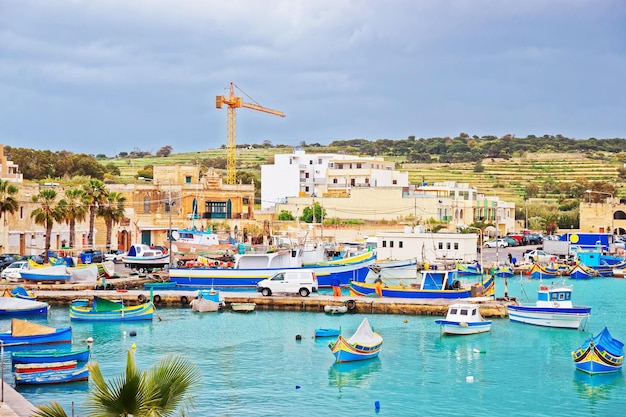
[331,274,342,297]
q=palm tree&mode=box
[82,179,107,247]
[32,350,201,417]
[31,189,63,263]
[58,188,88,249]
[0,179,19,252]
[98,191,126,251]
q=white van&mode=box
[256,270,318,297]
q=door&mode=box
[141,231,151,246]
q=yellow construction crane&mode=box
[216,82,285,184]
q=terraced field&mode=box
[104,150,623,204]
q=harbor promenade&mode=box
[0,382,37,417]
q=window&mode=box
[382,241,387,248]
[454,242,459,250]
[185,176,192,183]
[393,180,397,184]
[390,241,394,248]
[165,198,171,213]
[333,178,338,184]
[357,163,362,168]
[399,241,403,248]
[438,242,443,250]
[305,172,309,178]
[447,242,451,249]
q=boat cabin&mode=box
[536,285,574,308]
[446,304,482,322]
[420,270,461,291]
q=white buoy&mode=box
[466,375,474,383]
[86,337,94,344]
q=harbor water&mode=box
[3,276,626,416]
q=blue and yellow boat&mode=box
[572,327,624,375]
[69,296,153,322]
[329,318,382,363]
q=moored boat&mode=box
[69,296,153,321]
[572,327,624,375]
[349,270,494,299]
[0,297,48,316]
[329,317,382,363]
[230,302,256,313]
[324,305,348,315]
[190,290,223,312]
[569,263,598,280]
[122,244,170,272]
[435,303,492,335]
[169,248,374,288]
[14,366,89,385]
[20,265,71,283]
[315,328,341,338]
[0,319,72,347]
[507,283,591,329]
[12,348,91,365]
[15,360,77,374]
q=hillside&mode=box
[104,149,623,204]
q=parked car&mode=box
[524,249,554,264]
[503,237,520,247]
[0,260,30,282]
[484,239,508,248]
[522,234,543,245]
[0,254,25,271]
[104,249,125,263]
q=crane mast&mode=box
[216,82,284,184]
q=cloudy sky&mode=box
[1,0,625,156]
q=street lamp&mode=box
[586,189,615,234]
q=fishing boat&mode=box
[9,286,37,300]
[190,290,223,312]
[14,366,89,385]
[69,296,154,321]
[572,327,624,374]
[364,257,420,285]
[507,283,591,329]
[324,305,348,314]
[19,265,71,282]
[0,319,72,347]
[0,297,48,316]
[455,261,482,276]
[230,302,256,313]
[329,317,383,363]
[169,248,374,288]
[122,244,170,272]
[15,360,78,373]
[12,348,91,365]
[493,264,514,278]
[527,263,568,279]
[315,328,341,338]
[568,263,599,280]
[435,303,492,335]
[170,228,221,253]
[349,270,494,299]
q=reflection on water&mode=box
[572,370,624,402]
[328,357,382,391]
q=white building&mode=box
[261,148,409,210]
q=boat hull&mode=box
[435,320,492,335]
[507,305,591,329]
[0,327,72,347]
[0,298,49,316]
[170,259,374,288]
[14,366,89,385]
[12,348,90,365]
[572,327,624,374]
[349,276,494,299]
[230,303,256,313]
[69,302,154,321]
[329,335,382,362]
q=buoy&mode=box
[403,319,408,323]
[295,334,302,341]
[131,343,137,350]
[466,375,474,383]
[86,337,94,344]
[129,330,137,337]
[295,385,301,389]
[473,348,486,354]
[123,331,127,337]
[375,401,381,410]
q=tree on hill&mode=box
[156,145,173,157]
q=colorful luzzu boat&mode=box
[572,327,624,375]
[329,318,382,363]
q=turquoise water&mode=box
[3,277,626,416]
